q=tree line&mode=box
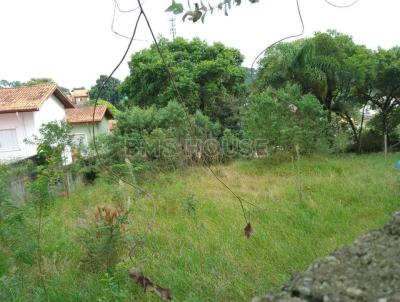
[3,31,399,163]
[91,32,399,163]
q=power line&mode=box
[111,1,150,42]
[94,0,253,225]
[136,0,252,224]
[91,10,154,200]
[113,0,144,13]
[323,0,360,8]
[250,0,304,75]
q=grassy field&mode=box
[1,153,399,301]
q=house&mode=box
[0,84,75,163]
[70,89,90,106]
[65,105,114,147]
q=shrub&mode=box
[242,85,331,155]
[0,165,11,205]
[78,205,130,272]
[100,100,224,169]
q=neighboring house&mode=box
[65,105,114,147]
[0,84,75,163]
[71,89,90,106]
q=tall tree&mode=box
[90,75,123,108]
[255,31,374,149]
[120,37,247,131]
[366,47,400,155]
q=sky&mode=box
[0,0,399,90]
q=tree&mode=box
[366,47,400,155]
[120,37,247,131]
[255,31,374,150]
[25,78,54,86]
[0,79,22,88]
[24,78,70,94]
[90,75,123,108]
[243,84,330,155]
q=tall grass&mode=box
[1,153,399,301]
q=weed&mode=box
[78,205,130,272]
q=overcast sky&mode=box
[0,0,399,90]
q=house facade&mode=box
[0,84,75,163]
[70,89,90,106]
[65,105,114,147]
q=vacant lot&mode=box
[1,153,399,301]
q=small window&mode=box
[72,133,88,147]
[0,129,19,151]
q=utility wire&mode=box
[323,0,360,8]
[250,0,360,74]
[250,0,304,76]
[114,0,144,12]
[91,11,153,200]
[111,2,150,42]
[137,0,252,224]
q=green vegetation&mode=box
[1,153,399,301]
[90,75,123,108]
[120,37,246,131]
[2,24,400,301]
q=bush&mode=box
[100,101,224,169]
[359,130,384,153]
[242,85,331,156]
[0,165,11,205]
[78,205,130,272]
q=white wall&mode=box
[0,112,36,162]
[0,94,70,163]
[33,94,66,128]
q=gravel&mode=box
[253,211,400,302]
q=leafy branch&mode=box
[166,0,260,23]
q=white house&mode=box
[65,105,115,147]
[0,84,75,163]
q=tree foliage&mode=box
[102,100,222,167]
[366,47,400,151]
[243,85,330,155]
[90,75,124,108]
[255,31,377,149]
[121,38,247,131]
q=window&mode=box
[72,133,88,147]
[0,129,19,151]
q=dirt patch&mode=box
[253,211,400,302]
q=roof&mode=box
[0,84,75,113]
[65,105,114,124]
[71,89,89,98]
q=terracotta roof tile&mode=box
[65,106,113,124]
[0,84,74,113]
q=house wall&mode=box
[0,94,69,163]
[69,118,110,146]
[0,112,36,162]
[34,94,66,127]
